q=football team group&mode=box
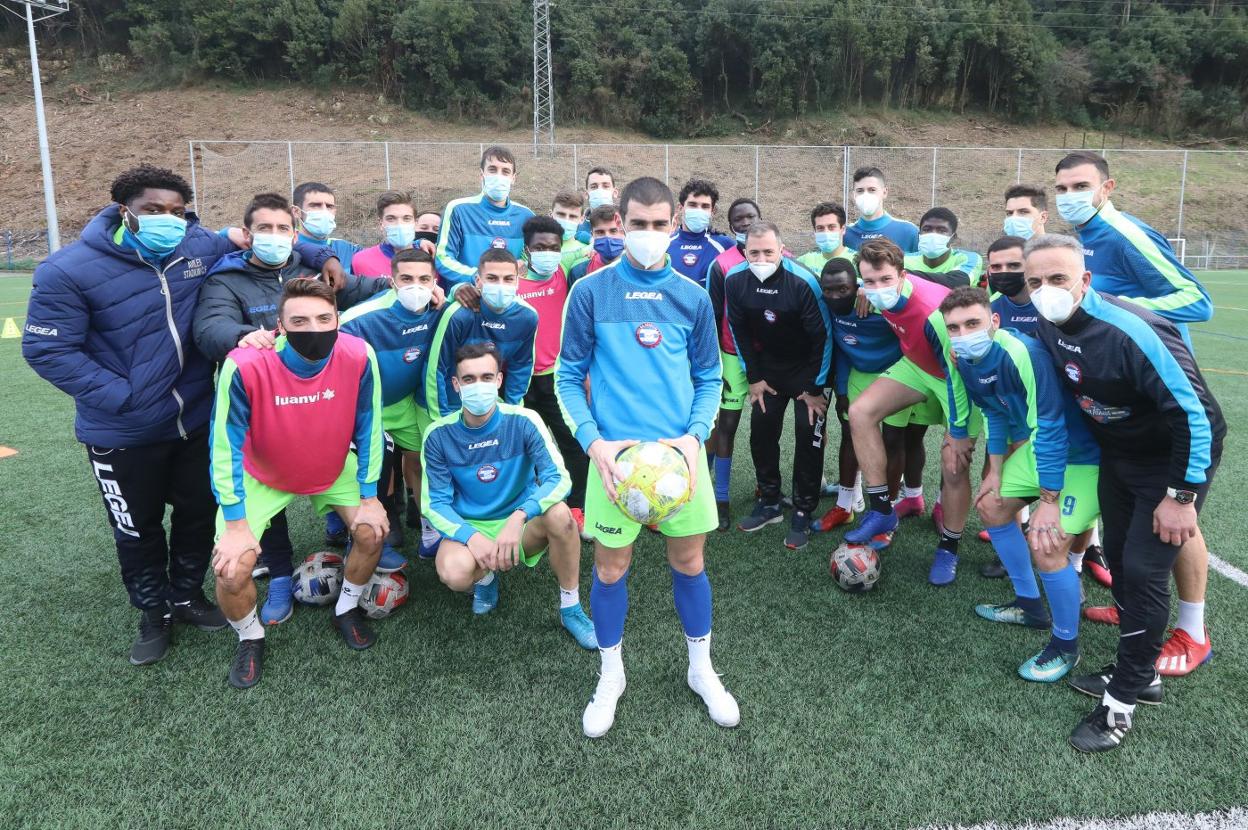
[20,145,1223,753]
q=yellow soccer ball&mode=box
[612,441,692,525]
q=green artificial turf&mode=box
[1,273,1246,830]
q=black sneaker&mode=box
[1068,662,1163,705]
[333,607,377,650]
[171,591,228,631]
[129,607,173,666]
[325,526,349,547]
[784,511,812,550]
[1070,704,1132,753]
[405,497,421,529]
[716,501,731,532]
[228,638,265,689]
[979,556,1008,579]
[385,515,404,548]
[738,500,783,532]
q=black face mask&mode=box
[414,230,439,247]
[286,328,338,362]
[825,292,857,317]
[989,271,1026,298]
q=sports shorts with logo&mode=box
[846,367,942,428]
[215,452,362,538]
[585,451,717,546]
[720,349,748,411]
[382,396,433,452]
[998,447,1100,535]
[461,516,548,567]
[881,356,982,436]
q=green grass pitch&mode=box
[1,272,1246,829]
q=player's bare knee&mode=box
[351,523,381,551]
[594,557,629,584]
[436,552,473,592]
[547,503,577,539]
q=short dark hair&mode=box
[481,145,516,171]
[987,235,1027,257]
[376,190,413,218]
[478,247,518,271]
[820,257,857,282]
[727,197,761,218]
[745,220,781,241]
[856,238,905,273]
[293,181,334,209]
[585,166,614,187]
[391,247,434,275]
[618,177,675,221]
[523,215,563,246]
[588,205,620,227]
[552,190,584,211]
[1004,183,1047,211]
[810,201,846,228]
[938,285,992,316]
[1055,151,1110,180]
[110,164,193,207]
[243,193,292,228]
[455,341,501,372]
[919,206,958,234]
[678,178,719,207]
[852,166,885,185]
[278,275,336,318]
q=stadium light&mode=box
[1,0,69,253]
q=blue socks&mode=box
[670,567,712,639]
[1039,564,1081,652]
[987,522,1041,602]
[590,568,629,648]
[713,455,732,502]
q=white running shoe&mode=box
[582,673,626,738]
[688,669,740,728]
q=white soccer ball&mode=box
[292,551,344,606]
[831,543,882,593]
[359,571,410,619]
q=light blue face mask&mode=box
[385,223,416,248]
[918,232,951,259]
[250,232,293,266]
[301,209,336,239]
[482,282,517,312]
[1056,191,1098,226]
[128,211,187,256]
[587,189,613,210]
[483,174,512,203]
[683,208,711,234]
[865,284,901,311]
[950,328,994,361]
[1003,215,1035,240]
[556,218,578,241]
[734,231,747,245]
[814,231,841,253]
[459,380,498,416]
[528,250,561,276]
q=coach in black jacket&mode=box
[724,221,833,550]
[1025,233,1225,754]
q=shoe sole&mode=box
[1156,648,1213,677]
[784,538,809,550]
[583,681,627,738]
[738,515,784,532]
[973,607,1051,629]
[375,564,407,574]
[129,650,169,667]
[262,606,294,626]
[1068,680,1163,706]
[688,681,741,728]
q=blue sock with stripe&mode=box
[670,567,712,638]
[1039,564,1081,653]
[589,568,629,649]
[713,455,732,502]
[987,521,1041,601]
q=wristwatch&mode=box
[1166,487,1197,505]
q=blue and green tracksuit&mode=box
[339,290,442,411]
[828,309,902,396]
[424,300,539,417]
[298,231,361,275]
[904,249,985,289]
[844,213,919,253]
[420,403,570,543]
[667,227,734,288]
[991,295,1040,337]
[435,193,535,291]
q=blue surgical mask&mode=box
[593,236,624,262]
[918,232,951,259]
[482,282,517,311]
[385,222,416,248]
[459,380,498,416]
[735,231,747,245]
[301,209,336,239]
[127,211,187,256]
[865,284,901,311]
[683,208,711,234]
[556,218,578,241]
[950,328,994,361]
[814,231,841,253]
[1003,216,1034,240]
[1056,191,1099,226]
[482,174,512,203]
[528,250,561,277]
[587,189,613,210]
[250,232,293,266]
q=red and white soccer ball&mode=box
[292,551,344,606]
[359,571,410,619]
[831,543,881,593]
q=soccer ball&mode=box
[612,441,692,525]
[292,551,344,605]
[359,571,410,619]
[831,543,881,593]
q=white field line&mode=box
[918,806,1248,830]
[1209,551,1248,589]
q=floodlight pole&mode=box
[17,1,64,252]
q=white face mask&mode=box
[854,192,881,218]
[864,284,901,311]
[749,261,778,282]
[1031,284,1077,324]
[396,283,433,313]
[624,230,669,268]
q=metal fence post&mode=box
[1177,150,1189,241]
[286,142,295,199]
[188,141,199,208]
[842,146,850,208]
[383,142,392,189]
[664,144,670,185]
[754,145,761,202]
[572,144,579,189]
[1016,148,1023,184]
[931,147,938,206]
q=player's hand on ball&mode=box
[660,434,702,499]
[1153,496,1198,546]
[1027,499,1067,556]
[212,523,260,580]
[351,497,390,541]
[748,380,777,413]
[237,328,277,350]
[588,438,640,502]
[467,532,498,571]
[494,511,526,571]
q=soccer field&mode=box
[2,272,1247,830]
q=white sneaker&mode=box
[582,673,626,738]
[852,491,866,513]
[688,669,740,728]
